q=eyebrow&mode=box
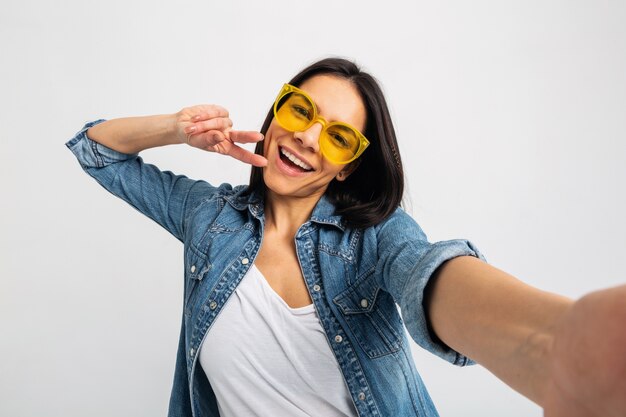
[332,124,353,133]
[294,93,322,113]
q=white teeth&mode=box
[280,148,312,171]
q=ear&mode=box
[335,159,361,182]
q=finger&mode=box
[199,130,228,148]
[229,130,265,144]
[219,140,268,167]
[184,117,233,136]
[189,105,229,122]
[186,129,225,148]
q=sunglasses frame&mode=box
[273,84,370,165]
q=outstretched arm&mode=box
[544,284,626,417]
[425,256,626,416]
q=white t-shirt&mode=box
[199,264,358,417]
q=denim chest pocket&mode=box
[184,244,212,315]
[333,271,403,358]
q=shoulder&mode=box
[372,207,428,243]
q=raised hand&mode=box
[176,105,267,167]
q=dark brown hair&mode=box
[247,57,404,229]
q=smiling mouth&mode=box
[279,147,314,172]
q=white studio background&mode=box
[1,1,625,416]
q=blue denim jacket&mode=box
[67,120,485,417]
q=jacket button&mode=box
[190,265,196,273]
[360,299,369,308]
[358,392,366,401]
[242,258,249,265]
[313,285,321,292]
[189,348,195,357]
[209,301,217,310]
[334,335,343,343]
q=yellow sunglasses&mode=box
[273,84,370,165]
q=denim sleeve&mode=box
[376,208,486,366]
[65,120,219,242]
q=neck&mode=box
[264,190,323,237]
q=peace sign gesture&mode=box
[177,104,267,167]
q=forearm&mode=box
[425,256,573,404]
[86,114,181,154]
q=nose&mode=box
[293,121,323,153]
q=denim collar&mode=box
[224,186,346,231]
[309,195,346,231]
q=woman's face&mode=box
[262,75,367,200]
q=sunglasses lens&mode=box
[275,92,314,132]
[320,124,361,164]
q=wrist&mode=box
[155,113,182,145]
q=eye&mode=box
[330,133,351,149]
[291,104,312,120]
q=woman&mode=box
[67,58,625,417]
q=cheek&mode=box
[263,126,276,155]
[320,160,346,179]
[264,122,284,154]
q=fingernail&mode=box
[192,115,201,121]
[185,126,196,134]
